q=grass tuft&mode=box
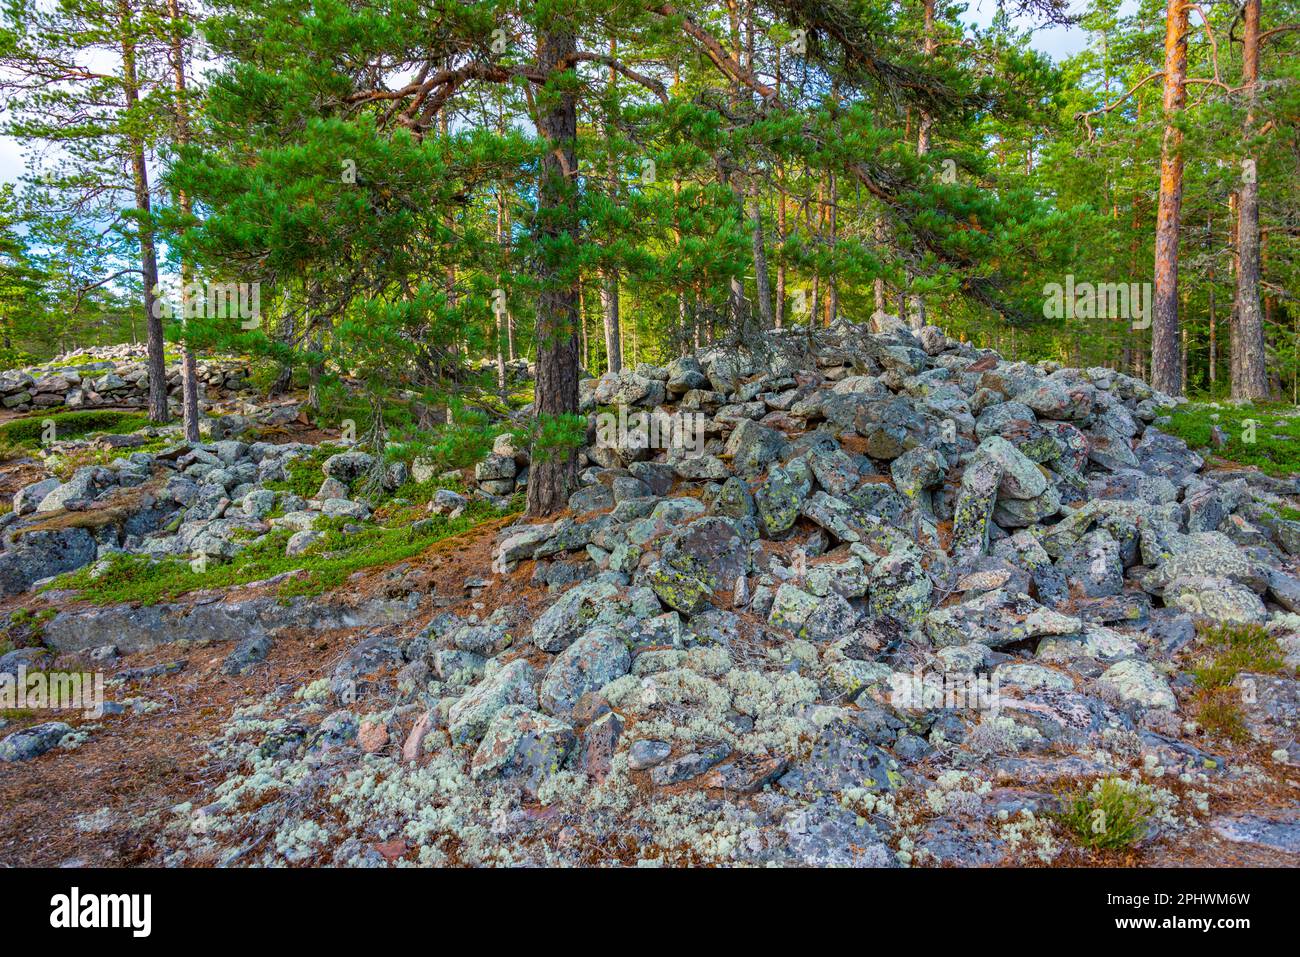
[1190,622,1285,690]
[1054,778,1157,851]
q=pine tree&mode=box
[0,0,172,418]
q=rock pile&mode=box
[0,423,406,597]
[6,318,1300,867]
[0,349,253,413]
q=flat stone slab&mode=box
[1210,809,1300,855]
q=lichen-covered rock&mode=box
[1055,528,1124,598]
[0,722,72,762]
[805,555,868,599]
[979,435,1047,500]
[495,522,555,567]
[1088,421,1139,471]
[754,465,803,538]
[804,592,859,641]
[808,445,868,497]
[627,738,672,770]
[1142,533,1267,595]
[321,450,374,482]
[529,578,623,652]
[950,447,1003,560]
[222,635,272,676]
[12,477,61,516]
[925,588,1082,648]
[777,713,897,795]
[1014,379,1095,421]
[1134,427,1204,480]
[646,562,711,614]
[666,356,709,395]
[449,622,512,656]
[649,743,732,785]
[659,516,747,590]
[447,659,539,744]
[712,476,754,519]
[1163,575,1268,625]
[35,469,103,513]
[890,446,945,503]
[474,453,518,483]
[992,485,1061,528]
[285,529,322,556]
[768,583,821,634]
[1097,659,1176,711]
[723,419,787,475]
[0,527,98,597]
[470,705,575,795]
[993,662,1074,693]
[567,483,613,513]
[319,498,370,520]
[852,396,930,460]
[578,711,624,782]
[539,626,632,720]
[867,548,932,624]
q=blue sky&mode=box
[1,1,1113,187]
[960,0,1104,58]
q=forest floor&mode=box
[1,512,1295,867]
[2,330,1299,867]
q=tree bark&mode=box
[168,0,200,440]
[119,1,168,422]
[527,24,581,517]
[907,0,936,329]
[1231,0,1270,401]
[749,181,773,328]
[873,214,887,318]
[774,47,785,330]
[825,170,837,325]
[1207,213,1216,388]
[495,182,510,394]
[600,270,621,374]
[1151,0,1188,395]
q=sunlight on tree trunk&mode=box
[1151,0,1188,396]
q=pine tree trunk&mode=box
[307,328,323,414]
[168,0,200,441]
[1232,0,1270,401]
[775,179,786,329]
[749,183,773,328]
[774,49,785,330]
[825,171,837,326]
[527,24,580,517]
[873,214,887,318]
[495,183,510,395]
[907,0,935,330]
[1207,212,1217,389]
[120,5,168,423]
[601,270,621,374]
[1151,0,1188,395]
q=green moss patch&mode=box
[1163,403,1300,477]
[50,495,522,605]
[0,409,151,450]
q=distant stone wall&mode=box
[0,347,253,413]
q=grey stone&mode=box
[0,722,72,762]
